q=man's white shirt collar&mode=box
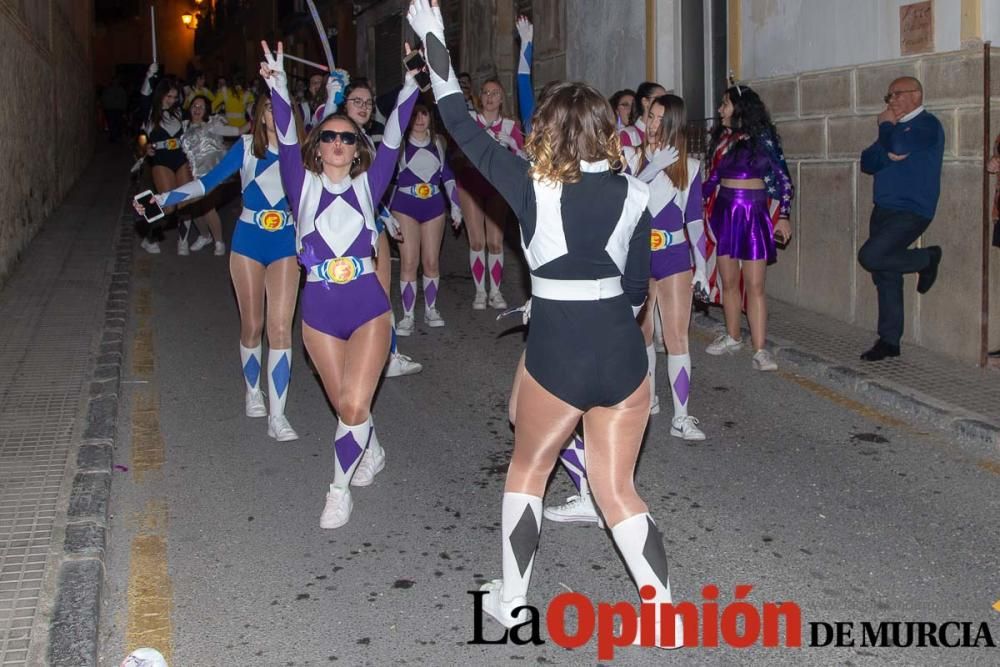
[899,105,925,123]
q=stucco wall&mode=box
[0,0,95,287]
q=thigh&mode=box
[419,215,446,269]
[230,252,267,319]
[459,188,486,243]
[151,165,177,196]
[340,313,392,415]
[507,368,584,496]
[263,257,301,340]
[302,322,348,413]
[655,271,693,350]
[716,254,742,287]
[742,259,767,293]
[483,195,507,237]
[639,279,658,344]
[394,212,422,272]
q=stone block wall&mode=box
[748,48,1000,364]
[0,0,94,287]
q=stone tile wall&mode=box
[750,48,1000,364]
[0,0,94,287]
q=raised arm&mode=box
[366,76,419,204]
[515,16,534,133]
[407,0,532,215]
[260,41,307,221]
[158,138,246,207]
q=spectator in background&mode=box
[101,76,128,143]
[858,77,944,361]
[609,88,636,130]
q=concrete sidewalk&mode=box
[693,299,1000,450]
[0,146,132,666]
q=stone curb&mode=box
[49,211,134,667]
[691,311,1000,451]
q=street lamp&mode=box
[181,12,199,29]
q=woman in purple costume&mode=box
[703,85,793,371]
[389,103,462,334]
[260,41,420,529]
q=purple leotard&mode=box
[388,136,459,223]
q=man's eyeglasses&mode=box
[884,89,919,103]
[319,130,358,145]
[347,97,374,109]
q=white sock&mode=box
[667,353,691,419]
[470,249,486,293]
[240,343,262,393]
[488,251,504,294]
[500,492,542,602]
[332,418,372,489]
[423,275,439,310]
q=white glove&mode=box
[516,16,533,44]
[381,209,402,240]
[258,41,286,91]
[406,0,445,46]
[146,62,159,79]
[692,268,709,302]
[636,145,680,183]
[406,0,461,99]
[450,203,463,228]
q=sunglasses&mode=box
[884,89,919,103]
[319,130,358,145]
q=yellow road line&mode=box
[125,499,173,663]
[778,371,912,430]
[131,390,165,479]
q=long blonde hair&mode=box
[525,81,622,184]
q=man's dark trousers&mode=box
[857,206,932,347]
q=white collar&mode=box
[899,105,925,123]
[409,134,432,147]
[580,159,610,173]
[321,172,353,194]
[635,118,646,132]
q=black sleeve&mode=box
[437,93,532,216]
[622,209,651,307]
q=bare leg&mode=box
[262,257,300,434]
[658,271,701,434]
[716,255,744,341]
[395,212,422,323]
[230,252,267,416]
[420,214,446,318]
[199,208,223,243]
[743,259,767,351]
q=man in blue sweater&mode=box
[858,77,944,361]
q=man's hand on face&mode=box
[877,106,898,125]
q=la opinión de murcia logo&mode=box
[469,584,998,661]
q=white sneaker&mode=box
[350,444,385,487]
[245,390,267,418]
[479,580,529,629]
[472,291,487,310]
[319,485,353,529]
[630,615,685,649]
[214,241,227,256]
[190,236,212,252]
[396,314,415,337]
[424,307,445,328]
[670,415,706,441]
[543,493,601,525]
[752,349,778,371]
[384,352,423,377]
[706,333,744,356]
[140,239,161,254]
[267,414,299,441]
[488,290,507,310]
[654,338,666,354]
[177,239,190,256]
[650,394,661,415]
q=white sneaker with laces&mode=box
[472,291,487,310]
[177,239,189,256]
[384,352,423,377]
[424,307,445,327]
[319,485,353,529]
[245,390,267,418]
[650,394,661,415]
[190,236,212,252]
[488,290,507,310]
[706,333,744,356]
[267,414,299,441]
[214,241,226,256]
[350,444,385,487]
[752,348,778,371]
[396,315,415,337]
[543,493,601,525]
[479,580,529,629]
[670,415,705,441]
[140,239,161,254]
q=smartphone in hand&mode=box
[403,50,432,92]
[134,190,165,223]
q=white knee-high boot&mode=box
[481,492,542,628]
[350,415,385,487]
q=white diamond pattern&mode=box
[316,196,366,257]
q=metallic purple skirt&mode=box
[709,187,775,264]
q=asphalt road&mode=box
[99,201,1000,666]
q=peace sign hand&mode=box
[259,40,286,89]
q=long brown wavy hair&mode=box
[251,91,304,159]
[642,94,689,189]
[301,114,373,179]
[525,81,622,184]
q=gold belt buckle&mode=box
[650,229,673,251]
[255,209,287,231]
[414,183,433,199]
[321,257,363,284]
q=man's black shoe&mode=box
[860,339,900,361]
[917,246,942,294]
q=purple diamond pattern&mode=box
[334,432,363,474]
[424,279,438,308]
[490,259,503,287]
[560,448,582,472]
[471,257,485,284]
[402,282,416,312]
[672,367,690,406]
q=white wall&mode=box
[566,0,646,96]
[741,0,965,79]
